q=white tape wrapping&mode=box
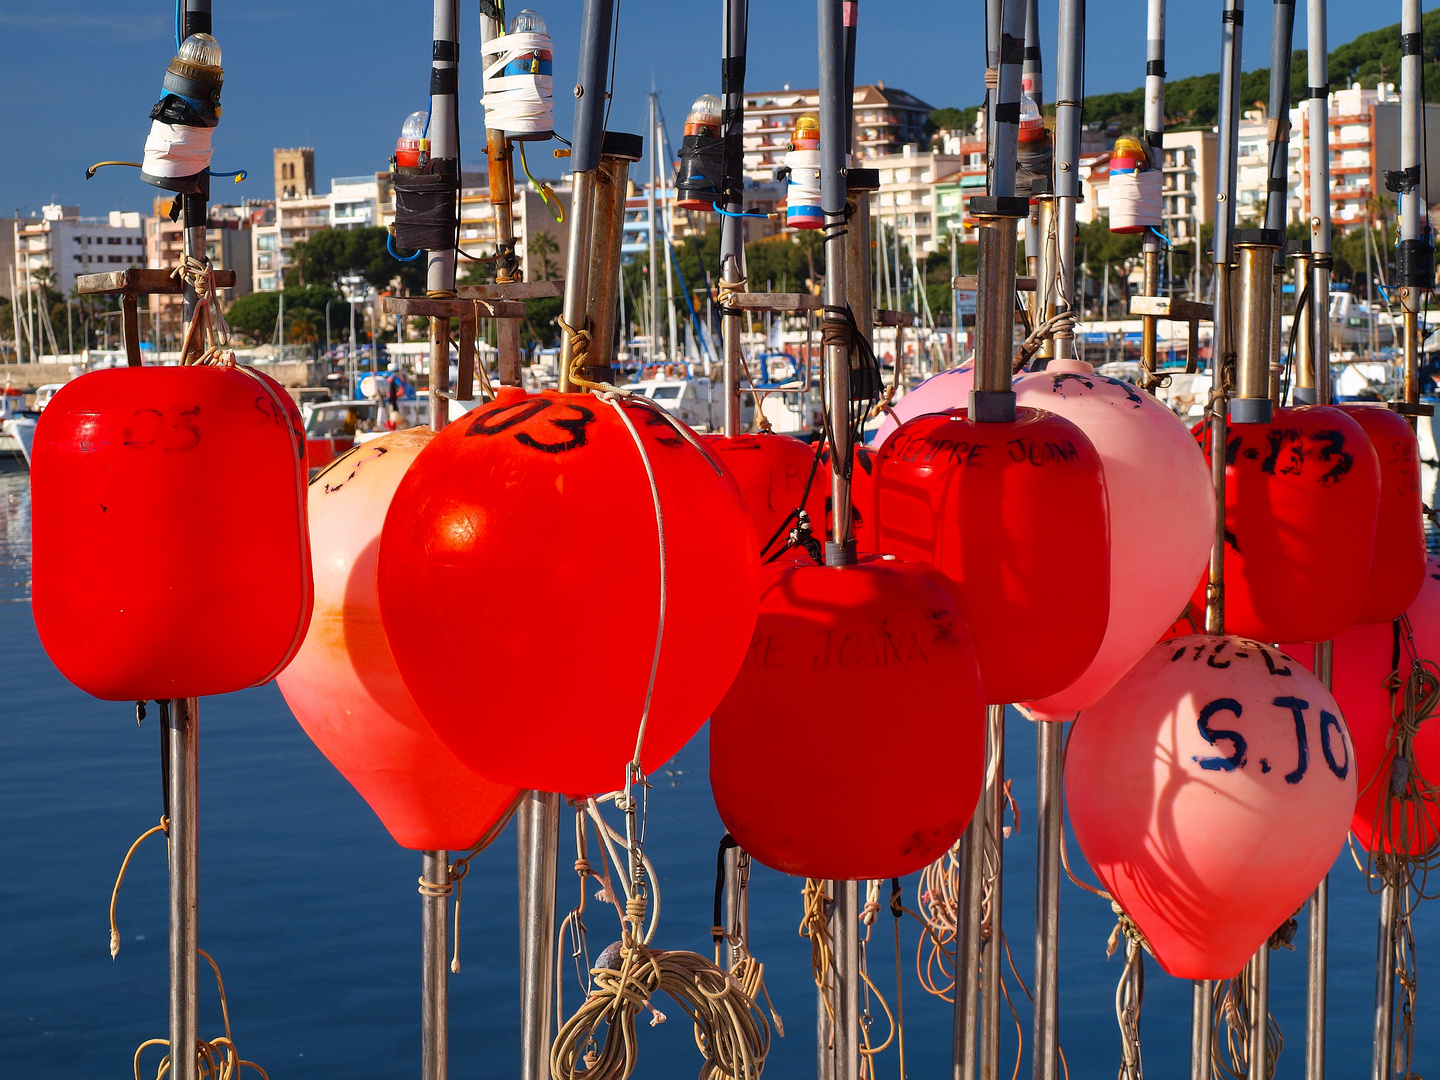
[142,120,214,178]
[1108,169,1162,232]
[481,31,554,135]
[785,148,822,213]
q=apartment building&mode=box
[870,144,963,255]
[14,204,145,297]
[741,83,932,180]
[145,198,255,343]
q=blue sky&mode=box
[3,1,1436,218]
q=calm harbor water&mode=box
[0,461,1435,1078]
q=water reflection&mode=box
[0,466,31,603]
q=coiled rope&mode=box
[174,255,234,366]
[549,392,772,1080]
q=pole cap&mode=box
[601,131,644,162]
[968,196,1029,218]
[969,389,1017,422]
[1228,398,1273,424]
[846,168,880,192]
[1233,228,1284,248]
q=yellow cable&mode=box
[519,142,565,223]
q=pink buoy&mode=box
[1014,361,1213,716]
[875,359,1214,718]
[1066,635,1356,980]
[278,431,523,851]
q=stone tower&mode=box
[274,148,315,202]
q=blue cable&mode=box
[1147,226,1171,249]
[206,168,247,183]
[388,233,423,262]
[712,201,770,220]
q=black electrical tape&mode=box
[1222,9,1243,25]
[1024,46,1042,61]
[478,0,503,20]
[1147,60,1166,77]
[430,66,458,96]
[1309,86,1328,98]
[1401,33,1423,57]
[432,40,458,62]
[1000,33,1024,64]
[994,101,1021,124]
[392,172,459,251]
[149,94,216,128]
[675,134,725,208]
[721,56,746,88]
[1268,178,1289,192]
[1386,165,1421,194]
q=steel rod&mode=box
[1247,947,1270,1080]
[1139,0,1165,381]
[1050,0,1083,361]
[991,0,1025,199]
[1033,718,1062,1080]
[953,813,983,1080]
[1399,0,1427,419]
[979,704,1006,1080]
[1021,0,1043,263]
[1372,882,1399,1080]
[422,849,449,1080]
[1306,0,1331,410]
[166,698,199,1080]
[1306,638,1332,1080]
[720,0,748,434]
[723,845,750,950]
[1191,981,1215,1080]
[518,792,560,1080]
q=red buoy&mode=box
[32,365,312,700]
[378,389,759,795]
[278,431,523,851]
[871,407,1109,704]
[1191,405,1380,643]
[1067,635,1355,979]
[1335,404,1425,623]
[709,556,985,879]
[1284,556,1440,854]
[701,432,825,555]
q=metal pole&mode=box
[1140,0,1165,384]
[1191,981,1215,1080]
[480,3,523,387]
[558,0,614,393]
[427,0,459,429]
[1264,0,1295,405]
[723,845,750,950]
[985,0,1002,190]
[582,149,633,381]
[1398,0,1430,421]
[647,93,660,365]
[422,849,449,1080]
[979,704,1006,1080]
[953,813,983,1080]
[1306,0,1331,410]
[1232,232,1279,422]
[518,792,560,1080]
[992,0,1024,199]
[1306,640,1332,1080]
[1051,0,1083,361]
[1021,0,1043,264]
[165,698,199,1080]
[720,0,748,434]
[1247,947,1271,1080]
[819,6,858,1078]
[1033,719,1062,1080]
[1372,883,1399,1080]
[845,179,876,352]
[950,233,961,367]
[1034,196,1057,364]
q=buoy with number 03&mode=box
[378,388,760,795]
[709,555,986,879]
[1066,635,1356,980]
[871,406,1110,705]
[31,365,312,701]
[278,430,523,851]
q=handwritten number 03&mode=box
[1193,695,1349,781]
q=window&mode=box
[257,233,277,251]
[651,386,682,400]
[109,255,122,263]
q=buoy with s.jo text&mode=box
[1066,635,1356,980]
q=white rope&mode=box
[481,31,554,134]
[142,121,214,179]
[1015,311,1078,368]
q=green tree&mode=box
[292,227,426,294]
[224,283,339,346]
